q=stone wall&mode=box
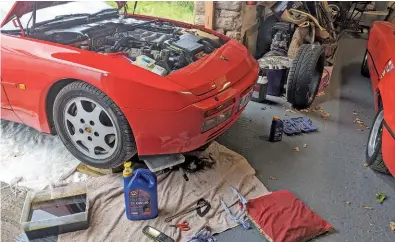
[194,1,243,41]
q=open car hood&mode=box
[1,1,126,27]
[167,40,255,96]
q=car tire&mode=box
[286,44,326,109]
[365,110,390,174]
[361,49,370,78]
[53,81,137,168]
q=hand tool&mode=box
[165,199,210,223]
[169,220,190,231]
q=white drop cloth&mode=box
[59,141,269,242]
[0,121,87,190]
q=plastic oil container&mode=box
[251,68,268,103]
[123,162,158,220]
[134,55,167,76]
[269,116,283,142]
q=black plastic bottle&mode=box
[269,116,283,142]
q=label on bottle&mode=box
[273,124,283,141]
[129,189,151,216]
[269,120,283,142]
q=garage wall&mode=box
[194,1,243,41]
[386,1,395,23]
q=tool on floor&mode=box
[165,199,211,223]
[169,220,191,231]
[123,162,158,220]
[142,226,175,242]
[182,172,189,181]
[269,116,284,142]
[220,185,251,230]
[196,198,211,217]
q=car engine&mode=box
[31,17,224,76]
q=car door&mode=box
[1,34,50,131]
[0,77,23,123]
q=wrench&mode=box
[165,200,210,223]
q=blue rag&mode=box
[220,185,251,230]
[187,228,216,242]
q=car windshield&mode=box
[0,1,115,31]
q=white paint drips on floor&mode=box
[0,120,88,190]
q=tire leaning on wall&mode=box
[286,44,326,109]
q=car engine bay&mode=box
[28,14,225,76]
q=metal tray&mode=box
[20,183,89,240]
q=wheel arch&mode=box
[51,81,138,167]
[45,78,86,134]
[375,89,382,111]
[45,78,138,144]
[375,86,395,177]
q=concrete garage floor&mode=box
[216,34,395,241]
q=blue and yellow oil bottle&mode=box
[123,161,158,220]
[269,116,283,142]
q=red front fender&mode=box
[381,127,395,177]
[378,72,395,177]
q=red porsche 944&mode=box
[0,2,259,168]
[362,21,395,177]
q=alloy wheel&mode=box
[367,110,384,158]
[63,97,118,161]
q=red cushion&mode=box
[246,190,333,242]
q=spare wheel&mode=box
[286,44,325,109]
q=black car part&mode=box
[181,154,215,173]
[256,15,278,58]
[270,22,295,53]
[286,44,325,109]
[173,34,204,52]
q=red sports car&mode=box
[1,1,259,168]
[361,21,395,177]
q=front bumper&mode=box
[122,61,259,156]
